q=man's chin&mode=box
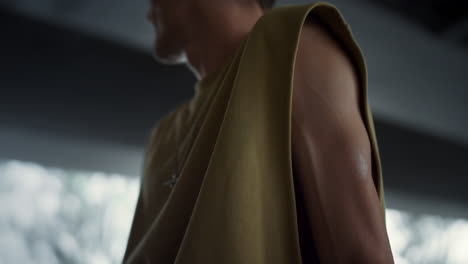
[152,47,187,65]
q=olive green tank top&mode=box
[123,2,386,263]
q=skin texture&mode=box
[146,0,395,262]
[291,16,395,263]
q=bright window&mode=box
[0,160,467,264]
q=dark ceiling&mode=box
[364,0,468,44]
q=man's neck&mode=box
[185,4,264,81]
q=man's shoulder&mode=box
[246,2,339,51]
[254,2,330,26]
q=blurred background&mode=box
[0,0,467,263]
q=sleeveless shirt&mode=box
[123,2,386,263]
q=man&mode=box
[123,0,395,263]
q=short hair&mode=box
[257,0,276,9]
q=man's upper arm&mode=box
[291,16,394,263]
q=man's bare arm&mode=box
[291,16,394,263]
